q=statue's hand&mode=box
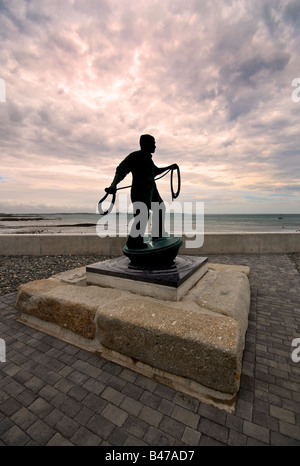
[105,186,117,194]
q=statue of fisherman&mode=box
[105,134,178,249]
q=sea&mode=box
[1,212,300,235]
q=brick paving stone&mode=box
[13,368,33,385]
[123,435,148,446]
[174,392,200,413]
[106,374,128,392]
[96,370,112,384]
[243,420,270,444]
[252,409,278,432]
[122,382,144,400]
[0,397,22,416]
[158,398,175,416]
[67,369,89,386]
[271,431,300,446]
[15,388,38,408]
[46,432,74,446]
[82,377,106,396]
[199,434,226,446]
[86,413,114,439]
[10,407,37,430]
[101,403,129,427]
[81,392,107,414]
[139,405,163,428]
[270,405,295,423]
[24,375,47,393]
[135,374,158,392]
[154,384,177,401]
[279,421,300,441]
[235,398,253,421]
[38,384,60,402]
[122,415,149,439]
[28,397,54,419]
[143,425,175,446]
[226,412,243,432]
[198,403,227,425]
[26,419,56,445]
[139,390,162,410]
[43,407,65,427]
[0,254,300,446]
[1,425,31,446]
[198,417,229,444]
[181,426,201,445]
[101,386,126,406]
[59,396,83,418]
[54,415,80,439]
[119,368,138,384]
[107,426,129,446]
[102,361,123,376]
[268,383,293,400]
[67,384,89,402]
[70,426,102,446]
[120,396,144,416]
[0,417,14,437]
[228,429,248,446]
[74,406,94,426]
[171,405,200,429]
[159,415,185,440]
[53,377,74,394]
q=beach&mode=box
[0,252,299,297]
[0,254,112,296]
[1,213,300,235]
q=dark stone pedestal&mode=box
[86,255,208,301]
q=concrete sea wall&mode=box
[0,232,299,255]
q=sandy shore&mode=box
[0,216,97,235]
[0,225,97,235]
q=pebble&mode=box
[289,253,300,274]
[0,254,112,296]
[0,253,299,296]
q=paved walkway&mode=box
[0,254,300,446]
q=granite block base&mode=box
[15,260,251,412]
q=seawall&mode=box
[0,232,299,256]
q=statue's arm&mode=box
[105,157,131,193]
[154,163,178,176]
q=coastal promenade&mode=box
[0,253,300,446]
[1,232,300,256]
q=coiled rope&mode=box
[98,164,181,216]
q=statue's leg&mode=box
[126,200,150,249]
[151,187,168,238]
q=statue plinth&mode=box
[86,255,208,301]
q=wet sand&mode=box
[0,214,97,235]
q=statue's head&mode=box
[139,134,156,153]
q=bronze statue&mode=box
[105,134,178,249]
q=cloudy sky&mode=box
[1,0,300,214]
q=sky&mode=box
[0,0,300,214]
